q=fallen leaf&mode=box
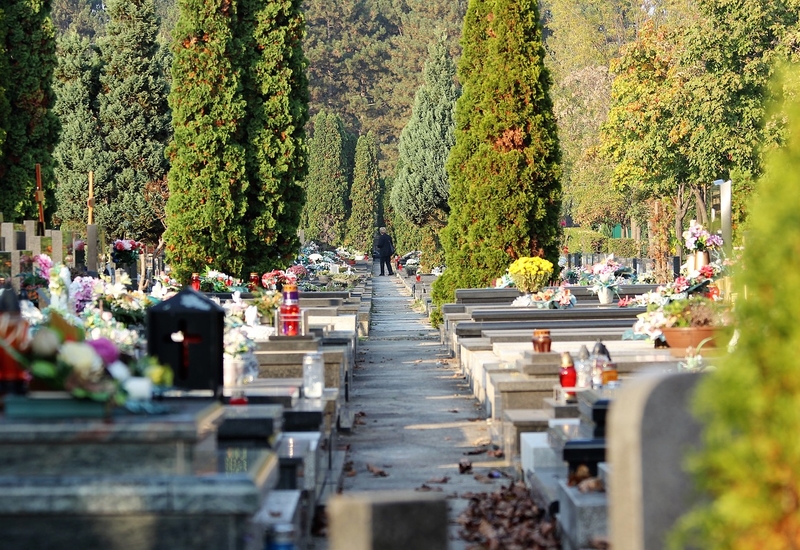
[427,476,450,484]
[345,470,357,477]
[568,464,591,487]
[487,449,505,459]
[415,484,443,492]
[578,477,605,493]
[355,411,367,417]
[464,447,488,456]
[448,409,459,413]
[366,463,388,477]
[269,510,281,517]
[459,459,473,474]
[473,474,494,484]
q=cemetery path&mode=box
[327,267,513,548]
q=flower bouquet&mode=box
[261,269,297,290]
[200,269,243,293]
[512,285,577,309]
[111,239,144,266]
[17,254,53,306]
[682,220,723,252]
[287,264,308,280]
[507,257,554,294]
[632,294,730,352]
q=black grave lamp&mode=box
[147,287,225,398]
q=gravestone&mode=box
[607,372,704,550]
[147,287,225,394]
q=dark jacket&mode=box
[376,233,394,258]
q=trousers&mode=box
[380,256,394,275]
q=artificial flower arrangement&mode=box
[512,285,578,309]
[682,220,723,252]
[261,269,297,289]
[632,294,730,341]
[2,310,172,405]
[507,257,554,294]
[111,239,145,266]
[252,289,282,324]
[287,264,308,280]
[200,269,243,293]
[17,253,53,306]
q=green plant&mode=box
[507,257,554,293]
[671,70,800,550]
[605,238,646,258]
[564,227,607,254]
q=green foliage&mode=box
[236,0,309,273]
[95,0,170,243]
[345,133,379,253]
[435,0,562,307]
[52,33,104,230]
[302,111,351,246]
[672,70,800,550]
[0,7,8,158]
[0,0,59,222]
[164,0,248,283]
[303,0,465,172]
[391,37,459,228]
[605,237,645,258]
[563,227,606,254]
[51,0,106,38]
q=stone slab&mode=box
[557,479,608,550]
[328,491,448,550]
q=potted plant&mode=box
[633,295,730,356]
[682,220,724,271]
[507,257,554,294]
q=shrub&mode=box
[606,238,646,258]
[564,227,607,254]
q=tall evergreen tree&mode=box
[96,0,170,243]
[0,0,59,222]
[345,132,379,253]
[302,111,351,245]
[391,37,459,228]
[52,33,105,230]
[235,0,309,272]
[164,0,248,282]
[0,7,8,160]
[435,0,561,304]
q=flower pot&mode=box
[660,326,719,357]
[597,287,614,305]
[694,250,710,270]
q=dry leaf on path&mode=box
[473,474,494,484]
[448,409,459,413]
[366,463,389,477]
[458,459,473,474]
[463,447,488,456]
[487,449,505,459]
[415,484,443,492]
[427,476,450,484]
[578,477,605,493]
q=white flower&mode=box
[58,341,104,379]
[107,360,131,381]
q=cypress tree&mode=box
[391,37,458,229]
[435,0,561,302]
[0,7,8,159]
[164,0,248,282]
[302,110,351,245]
[52,32,104,230]
[97,0,170,243]
[235,0,308,273]
[673,71,800,549]
[0,0,59,222]
[345,132,379,254]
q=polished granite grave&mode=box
[0,400,280,550]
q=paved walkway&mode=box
[322,266,514,547]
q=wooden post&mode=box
[87,171,95,225]
[35,164,45,236]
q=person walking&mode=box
[376,227,395,276]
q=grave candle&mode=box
[559,352,576,398]
[191,273,200,291]
[279,283,300,336]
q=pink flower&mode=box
[86,337,120,366]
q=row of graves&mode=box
[439,250,732,550]
[0,219,373,549]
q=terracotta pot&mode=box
[660,326,719,357]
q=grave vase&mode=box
[694,250,710,270]
[597,287,614,305]
[660,326,719,357]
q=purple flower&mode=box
[86,337,120,366]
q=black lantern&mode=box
[147,287,225,394]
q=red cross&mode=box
[168,322,203,380]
